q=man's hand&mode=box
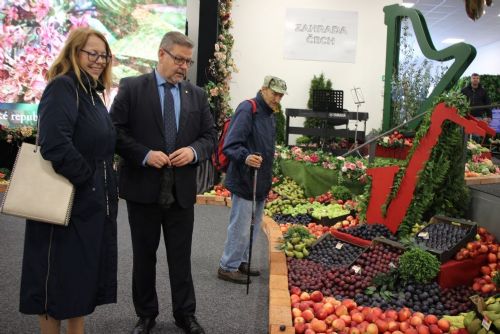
[147,151,171,168]
[245,154,263,168]
[169,147,195,167]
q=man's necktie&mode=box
[163,82,177,154]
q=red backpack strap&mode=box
[247,99,257,113]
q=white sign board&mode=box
[284,8,358,63]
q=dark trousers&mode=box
[126,200,196,320]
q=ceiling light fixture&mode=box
[401,2,415,8]
[442,38,465,44]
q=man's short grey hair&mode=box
[160,31,194,51]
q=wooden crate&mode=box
[195,195,208,205]
[0,182,8,193]
[262,217,293,334]
[465,174,500,185]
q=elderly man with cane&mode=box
[217,75,287,285]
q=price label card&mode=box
[482,317,492,330]
[351,265,362,274]
[418,231,430,239]
[389,262,397,269]
[335,242,343,250]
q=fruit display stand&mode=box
[438,255,488,289]
[262,216,294,334]
[465,174,500,186]
[195,194,229,206]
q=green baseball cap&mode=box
[263,75,287,94]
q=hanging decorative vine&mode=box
[204,0,238,130]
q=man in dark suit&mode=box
[110,31,216,334]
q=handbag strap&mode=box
[35,84,79,150]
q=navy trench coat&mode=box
[19,72,118,320]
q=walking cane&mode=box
[246,157,259,294]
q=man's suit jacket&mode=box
[110,72,217,208]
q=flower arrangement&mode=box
[204,0,238,129]
[0,124,37,145]
[377,130,413,148]
[274,145,369,182]
[1,1,89,103]
[336,156,368,184]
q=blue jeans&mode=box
[219,194,265,272]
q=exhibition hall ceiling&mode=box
[404,0,500,48]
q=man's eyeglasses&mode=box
[80,49,112,64]
[162,48,195,67]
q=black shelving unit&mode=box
[284,108,369,146]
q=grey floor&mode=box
[0,198,269,334]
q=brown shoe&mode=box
[217,268,250,284]
[238,262,261,276]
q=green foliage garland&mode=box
[205,0,237,130]
[358,91,471,236]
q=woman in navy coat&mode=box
[19,28,118,333]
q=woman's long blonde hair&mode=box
[46,28,113,94]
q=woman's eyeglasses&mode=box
[80,49,112,64]
[162,48,195,67]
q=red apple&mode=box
[399,321,411,332]
[290,286,302,295]
[410,316,423,327]
[302,309,315,322]
[358,321,369,333]
[310,290,324,303]
[424,315,438,325]
[322,302,334,315]
[291,294,301,304]
[335,305,349,316]
[376,319,389,333]
[304,329,315,334]
[292,307,302,318]
[437,319,450,332]
[372,307,383,318]
[331,318,346,332]
[350,327,361,334]
[352,312,365,324]
[299,301,311,311]
[429,324,443,334]
[340,314,351,327]
[324,314,336,326]
[413,312,425,320]
[313,302,324,314]
[294,316,305,325]
[311,318,327,333]
[366,323,379,334]
[300,291,311,301]
[398,308,411,322]
[488,253,497,263]
[417,325,430,334]
[342,298,357,310]
[315,308,329,320]
[295,322,306,334]
[385,310,399,321]
[405,328,418,334]
[388,320,400,332]
[481,266,492,275]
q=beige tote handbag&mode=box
[0,89,77,226]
